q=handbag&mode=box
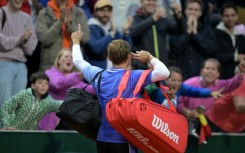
[106,70,188,153]
[56,70,104,141]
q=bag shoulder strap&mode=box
[97,70,103,96]
[90,70,105,84]
[0,8,6,29]
[133,70,151,97]
[116,71,131,99]
[83,70,104,90]
[116,70,151,99]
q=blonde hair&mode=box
[54,48,72,69]
[107,40,131,65]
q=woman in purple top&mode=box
[177,58,245,153]
[177,58,245,119]
[38,48,95,131]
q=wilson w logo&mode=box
[152,114,179,144]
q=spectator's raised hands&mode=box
[24,29,32,40]
[192,17,198,34]
[237,54,245,62]
[171,1,182,18]
[110,19,116,38]
[19,29,32,45]
[153,7,166,21]
[71,24,83,44]
[187,16,194,33]
[124,16,133,35]
[60,6,72,25]
[187,15,198,34]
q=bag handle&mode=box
[155,82,176,112]
[116,71,131,99]
[142,82,176,112]
[133,70,151,97]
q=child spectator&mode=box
[0,72,62,130]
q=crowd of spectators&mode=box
[0,0,245,151]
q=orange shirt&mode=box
[48,0,73,48]
[207,76,245,132]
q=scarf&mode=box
[48,0,74,48]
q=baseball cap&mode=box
[94,0,113,10]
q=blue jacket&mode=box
[84,18,132,69]
[150,82,211,108]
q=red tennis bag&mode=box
[106,70,188,153]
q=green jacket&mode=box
[0,88,62,130]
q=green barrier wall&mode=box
[0,131,96,153]
[0,131,244,153]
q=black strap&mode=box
[83,70,104,100]
[97,70,103,95]
[82,70,104,90]
[0,8,6,29]
[90,70,104,84]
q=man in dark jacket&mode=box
[213,2,245,79]
[129,0,185,69]
[169,0,216,80]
